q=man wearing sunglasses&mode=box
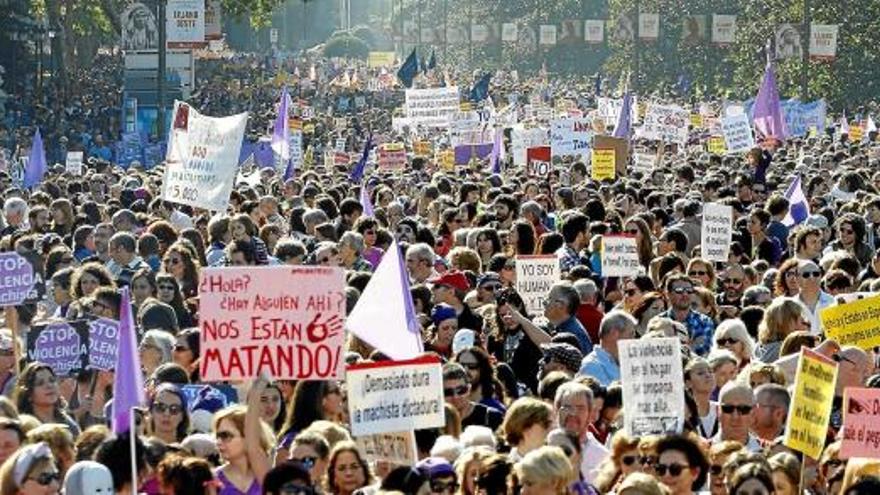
[711,382,761,452]
[661,274,715,356]
[442,363,503,431]
[796,261,835,335]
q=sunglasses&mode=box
[151,402,183,415]
[709,464,724,476]
[800,271,822,279]
[720,404,753,415]
[444,385,468,397]
[30,471,60,486]
[621,455,638,466]
[639,456,657,466]
[624,288,638,296]
[216,431,238,442]
[291,456,317,469]
[671,286,694,295]
[655,463,690,477]
[716,337,738,346]
[158,285,176,291]
[688,270,707,277]
[480,284,501,291]
[722,278,742,285]
[173,344,191,352]
[839,227,854,235]
[626,229,639,235]
[832,353,857,366]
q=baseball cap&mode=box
[428,271,470,292]
[416,457,455,479]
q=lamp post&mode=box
[158,0,167,140]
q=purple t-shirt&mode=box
[217,468,261,495]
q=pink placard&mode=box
[199,266,346,382]
[841,387,880,459]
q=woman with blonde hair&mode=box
[711,319,755,369]
[213,377,273,495]
[501,397,553,461]
[514,446,574,495]
[594,431,641,493]
[454,447,492,495]
[26,424,75,481]
[616,472,670,495]
[755,297,810,363]
[839,458,880,495]
[692,287,719,322]
[687,258,717,290]
[326,441,373,495]
[0,442,61,495]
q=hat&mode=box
[805,214,829,229]
[416,457,455,479]
[540,342,583,374]
[452,329,475,355]
[476,272,501,287]
[431,304,457,325]
[428,271,470,292]
[63,461,114,495]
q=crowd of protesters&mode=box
[0,46,879,495]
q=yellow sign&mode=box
[439,150,455,171]
[820,293,880,350]
[707,136,726,155]
[414,141,432,157]
[303,124,315,134]
[784,348,838,459]
[808,126,818,138]
[367,51,396,68]
[288,118,303,131]
[591,149,616,181]
[690,113,703,128]
[850,125,864,142]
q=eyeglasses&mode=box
[832,353,857,366]
[151,402,183,415]
[654,463,690,477]
[688,270,707,277]
[291,456,317,470]
[216,431,238,442]
[671,286,694,295]
[621,455,638,466]
[431,481,459,493]
[800,271,822,279]
[720,404,753,415]
[29,471,60,486]
[716,337,738,346]
[823,458,844,469]
[709,464,724,476]
[280,482,316,495]
[444,385,469,397]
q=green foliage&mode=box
[323,33,370,60]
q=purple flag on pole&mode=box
[359,183,374,217]
[613,91,632,140]
[271,87,291,176]
[752,61,788,141]
[24,128,46,189]
[349,134,373,183]
[112,287,145,434]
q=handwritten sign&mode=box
[820,293,880,350]
[639,104,689,146]
[378,143,407,170]
[701,203,733,262]
[841,387,880,458]
[515,255,560,314]
[162,101,247,211]
[346,356,445,436]
[591,149,616,181]
[65,152,83,175]
[355,431,418,465]
[707,136,726,155]
[601,235,642,277]
[550,118,592,162]
[405,87,460,128]
[784,348,838,459]
[619,338,684,437]
[199,266,346,381]
[0,252,35,307]
[721,113,756,153]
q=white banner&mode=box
[619,338,685,437]
[346,356,445,437]
[289,130,303,172]
[775,24,803,60]
[701,203,733,262]
[638,13,659,40]
[501,23,518,42]
[597,96,638,127]
[721,113,755,153]
[204,0,222,40]
[511,127,549,166]
[162,101,247,211]
[515,255,561,315]
[809,24,839,60]
[550,118,592,162]
[166,0,205,47]
[404,87,460,128]
[65,151,83,175]
[638,104,689,146]
[601,236,642,278]
[355,431,418,466]
[711,14,736,44]
[584,20,604,43]
[539,25,557,46]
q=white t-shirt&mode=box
[580,432,610,484]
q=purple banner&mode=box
[454,143,494,165]
[88,318,119,371]
[0,252,35,307]
[27,322,88,376]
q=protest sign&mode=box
[526,146,551,177]
[355,431,418,465]
[820,293,880,350]
[784,348,838,459]
[180,384,232,410]
[27,322,89,376]
[550,118,591,162]
[404,87,460,128]
[619,338,685,437]
[87,318,119,371]
[601,235,642,277]
[515,255,560,314]
[639,104,689,146]
[849,125,864,142]
[721,113,755,153]
[841,387,880,459]
[711,14,737,45]
[166,0,205,48]
[706,136,726,155]
[593,135,629,177]
[0,252,35,307]
[199,266,346,382]
[346,356,445,436]
[367,52,396,68]
[65,152,83,175]
[632,151,657,172]
[162,101,247,212]
[701,203,733,262]
[591,149,616,181]
[414,141,432,157]
[810,24,839,61]
[689,113,703,129]
[438,150,455,171]
[378,143,407,170]
[511,127,549,166]
[597,97,638,127]
[289,131,303,171]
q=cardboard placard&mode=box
[515,255,560,315]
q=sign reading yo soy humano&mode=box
[515,255,560,314]
[0,252,35,307]
[347,356,445,437]
[199,266,347,381]
[162,101,247,212]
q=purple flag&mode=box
[752,61,788,141]
[359,184,374,217]
[349,134,373,183]
[24,128,46,189]
[112,287,145,434]
[613,91,632,140]
[271,87,291,175]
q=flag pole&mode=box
[130,409,138,495]
[4,308,20,375]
